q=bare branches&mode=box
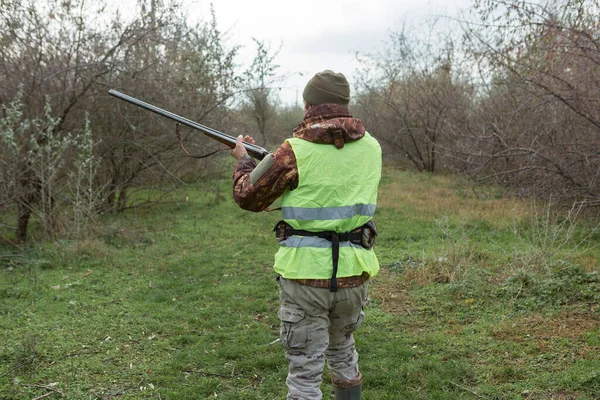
[445,0,600,207]
[352,1,600,209]
[354,21,469,173]
[0,0,246,241]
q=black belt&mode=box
[274,221,373,293]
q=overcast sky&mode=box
[190,0,474,105]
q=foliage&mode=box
[0,89,101,241]
[68,115,103,239]
[500,262,600,308]
[92,2,243,212]
[353,1,600,209]
[0,0,255,241]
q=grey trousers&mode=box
[277,276,369,400]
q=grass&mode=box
[1,168,599,399]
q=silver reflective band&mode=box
[282,204,376,221]
[280,236,365,249]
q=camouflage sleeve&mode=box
[232,141,298,212]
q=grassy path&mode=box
[1,169,599,399]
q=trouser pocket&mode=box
[335,307,364,335]
[278,307,307,351]
[330,284,369,335]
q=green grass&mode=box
[1,169,599,399]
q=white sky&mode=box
[190,0,474,105]
[109,0,474,105]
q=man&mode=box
[230,70,382,400]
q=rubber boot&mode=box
[334,384,362,400]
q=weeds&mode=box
[510,199,600,271]
[500,262,600,308]
[431,216,478,283]
[0,335,40,380]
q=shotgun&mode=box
[108,89,271,160]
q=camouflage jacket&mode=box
[232,103,367,212]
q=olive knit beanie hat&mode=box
[302,70,350,106]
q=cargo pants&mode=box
[277,276,369,400]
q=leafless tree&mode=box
[238,38,281,147]
[354,26,473,173]
[455,0,600,206]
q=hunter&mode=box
[230,70,382,400]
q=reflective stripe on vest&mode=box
[281,204,376,220]
[273,132,382,280]
[279,236,365,249]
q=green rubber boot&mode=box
[334,384,362,400]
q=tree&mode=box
[0,90,101,242]
[0,0,144,240]
[94,3,242,212]
[457,0,600,206]
[240,38,281,147]
[355,26,472,173]
[0,0,245,241]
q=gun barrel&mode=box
[108,89,270,160]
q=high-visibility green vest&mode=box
[273,132,382,279]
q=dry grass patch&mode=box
[60,237,114,260]
[378,173,527,227]
[491,311,599,343]
[520,311,599,342]
[571,255,598,271]
[371,269,415,316]
[399,262,465,285]
[540,391,581,400]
